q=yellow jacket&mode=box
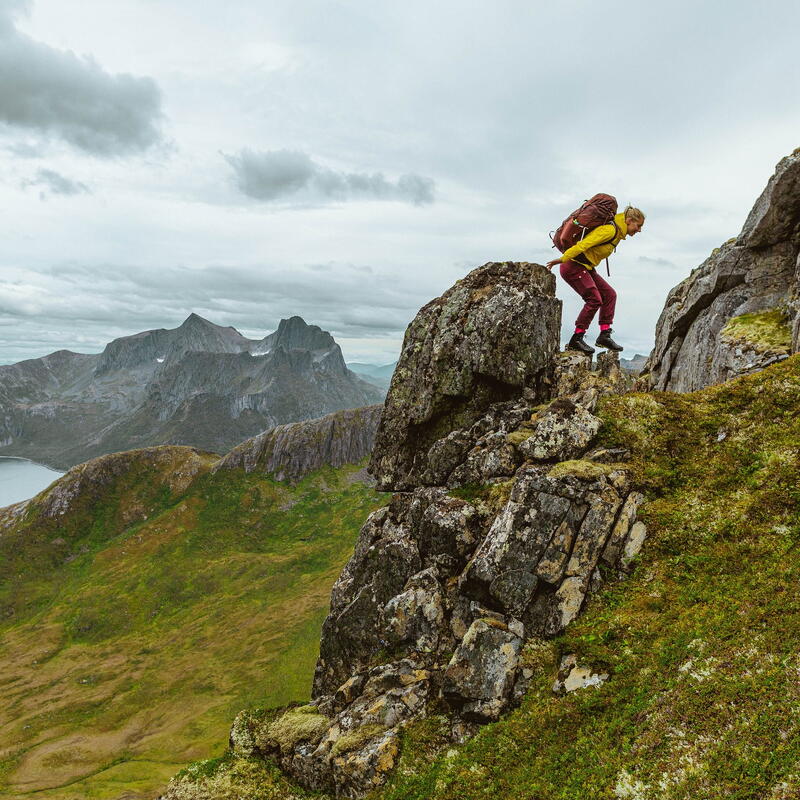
[560,212,627,269]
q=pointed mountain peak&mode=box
[264,317,336,353]
[180,312,216,329]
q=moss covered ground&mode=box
[0,456,382,800]
[720,308,792,353]
[376,354,800,800]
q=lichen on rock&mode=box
[368,261,561,491]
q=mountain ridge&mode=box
[0,314,383,469]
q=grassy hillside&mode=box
[167,355,800,800]
[379,354,800,800]
[0,450,382,800]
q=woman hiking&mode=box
[546,204,645,354]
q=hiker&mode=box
[546,205,645,354]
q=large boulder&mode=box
[646,149,800,391]
[369,262,560,491]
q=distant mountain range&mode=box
[0,314,384,469]
[346,361,398,390]
[619,353,648,374]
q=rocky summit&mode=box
[200,263,647,799]
[0,315,383,469]
[644,148,800,391]
[369,261,560,492]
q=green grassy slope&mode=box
[0,451,382,800]
[167,354,800,800]
[379,354,800,800]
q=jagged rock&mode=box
[213,404,382,483]
[256,270,645,798]
[369,262,560,491]
[622,521,648,568]
[442,618,523,721]
[601,492,645,566]
[446,431,521,487]
[515,398,602,462]
[381,567,446,653]
[646,149,800,391]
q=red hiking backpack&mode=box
[551,193,619,275]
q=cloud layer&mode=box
[225,148,435,205]
[23,168,90,197]
[0,2,162,155]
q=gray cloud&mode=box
[224,148,435,206]
[0,258,443,363]
[23,168,90,198]
[0,4,163,156]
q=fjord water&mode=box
[0,457,64,507]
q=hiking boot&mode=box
[595,329,623,351]
[566,333,595,355]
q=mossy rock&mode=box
[720,309,792,354]
[331,723,387,757]
[547,460,615,480]
[260,705,330,754]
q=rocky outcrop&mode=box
[0,315,383,469]
[645,149,800,391]
[239,264,645,797]
[214,405,383,483]
[368,262,560,491]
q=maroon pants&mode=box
[559,260,617,330]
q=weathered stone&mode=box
[314,512,422,696]
[622,521,648,568]
[369,262,560,491]
[602,491,645,566]
[545,576,587,635]
[442,619,523,721]
[552,654,609,694]
[417,494,483,566]
[228,709,261,757]
[586,447,631,463]
[381,567,446,653]
[447,432,522,487]
[565,481,623,579]
[331,728,400,798]
[516,398,602,462]
[553,351,593,396]
[646,149,800,391]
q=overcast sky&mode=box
[1,0,798,366]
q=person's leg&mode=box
[587,270,623,350]
[587,270,617,329]
[559,261,602,331]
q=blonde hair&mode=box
[624,205,646,223]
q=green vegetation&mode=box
[0,454,383,800]
[720,308,792,353]
[377,354,800,800]
[262,706,330,753]
[547,459,615,480]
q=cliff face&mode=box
[645,149,800,391]
[214,404,383,483]
[0,315,383,469]
[209,263,647,799]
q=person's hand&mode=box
[545,258,561,269]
